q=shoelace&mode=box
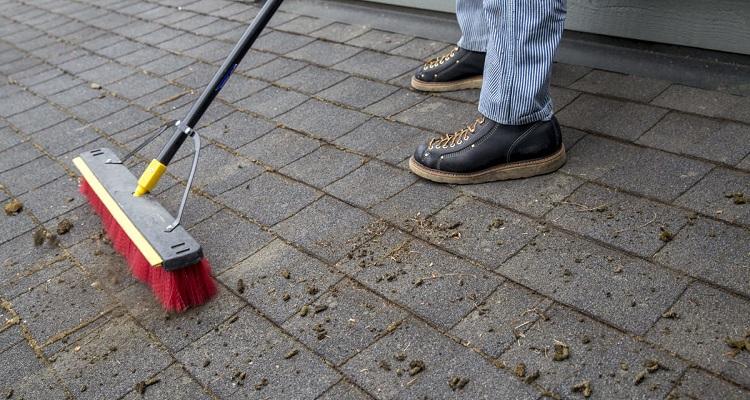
[428,116,486,150]
[424,47,458,70]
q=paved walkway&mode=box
[1,0,749,399]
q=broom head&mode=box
[73,148,216,311]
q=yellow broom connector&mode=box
[134,159,167,196]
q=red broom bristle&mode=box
[79,178,217,312]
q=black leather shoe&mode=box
[411,46,485,92]
[409,115,566,184]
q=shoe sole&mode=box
[410,75,483,92]
[409,146,567,184]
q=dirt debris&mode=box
[236,279,245,294]
[658,227,673,242]
[280,268,290,279]
[572,380,592,398]
[3,199,23,215]
[299,305,309,317]
[134,377,160,395]
[514,362,527,378]
[284,349,299,359]
[448,376,470,391]
[487,218,505,231]
[724,331,750,356]
[254,378,268,390]
[524,369,540,384]
[56,218,73,235]
[90,83,101,90]
[408,360,425,376]
[553,340,570,361]
[724,191,747,205]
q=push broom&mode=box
[73,0,285,311]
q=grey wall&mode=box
[364,0,750,55]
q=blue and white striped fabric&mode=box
[456,0,567,125]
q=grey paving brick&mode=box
[107,71,168,100]
[318,379,373,400]
[157,183,223,229]
[137,26,183,46]
[188,209,273,273]
[550,85,581,111]
[77,62,135,86]
[347,29,411,52]
[571,69,671,102]
[32,118,104,157]
[318,76,399,109]
[638,112,750,166]
[652,85,743,118]
[97,39,142,59]
[277,64,348,94]
[342,318,536,400]
[220,239,343,324]
[253,30,316,54]
[30,74,84,97]
[52,316,172,400]
[557,94,668,141]
[217,74,268,103]
[7,102,69,135]
[0,308,23,353]
[562,135,713,201]
[546,183,689,257]
[0,90,44,117]
[280,145,365,187]
[675,168,750,226]
[133,84,188,110]
[0,126,24,152]
[460,172,584,217]
[242,55,307,81]
[118,283,245,352]
[272,196,376,262]
[140,53,195,76]
[371,180,459,227]
[167,61,215,89]
[655,216,749,297]
[668,368,750,400]
[311,22,369,43]
[362,88,428,118]
[648,282,750,387]
[0,244,70,302]
[70,95,129,122]
[19,176,84,223]
[0,155,66,195]
[171,144,264,196]
[220,172,321,226]
[719,95,750,125]
[437,88,481,103]
[238,127,319,168]
[450,281,552,357]
[284,278,406,366]
[287,40,361,67]
[0,141,42,174]
[12,266,111,343]
[420,196,539,269]
[58,54,109,75]
[0,342,68,400]
[200,110,276,149]
[67,235,138,294]
[235,86,308,118]
[184,40,234,63]
[277,98,370,140]
[11,64,61,87]
[502,305,687,400]
[394,96,478,133]
[95,105,154,135]
[509,229,689,333]
[116,46,169,68]
[326,160,417,208]
[120,363,210,400]
[178,308,340,398]
[348,229,502,329]
[550,62,592,87]
[334,50,417,81]
[48,83,102,108]
[389,38,452,60]
[276,15,333,34]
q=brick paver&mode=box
[0,0,748,398]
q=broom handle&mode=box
[156,0,285,165]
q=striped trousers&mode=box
[456,0,567,125]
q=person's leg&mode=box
[410,0,487,92]
[480,0,566,124]
[456,0,489,52]
[409,0,568,184]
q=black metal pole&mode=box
[156,0,284,165]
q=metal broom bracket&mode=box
[165,123,200,232]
